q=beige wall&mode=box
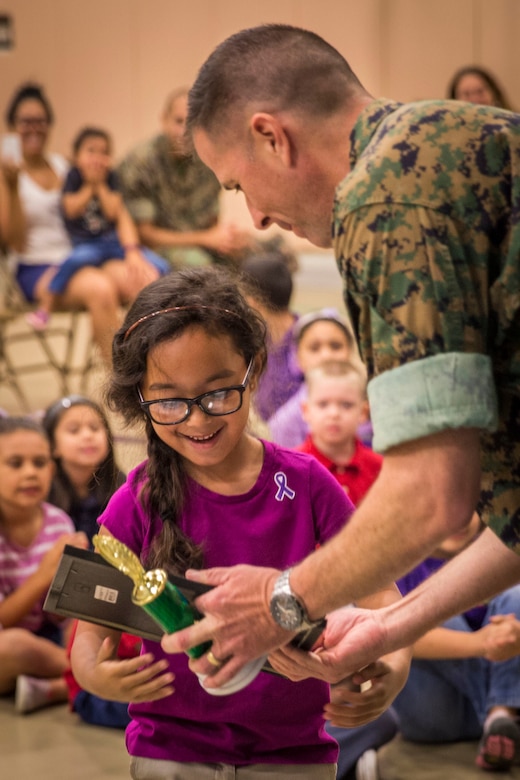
[2,0,519,238]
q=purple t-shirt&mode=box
[253,317,303,422]
[99,440,353,765]
[397,555,487,629]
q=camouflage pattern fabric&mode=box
[334,98,520,549]
[117,134,221,267]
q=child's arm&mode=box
[95,178,122,222]
[411,613,520,661]
[71,620,175,703]
[62,182,97,220]
[116,202,142,249]
[117,204,160,286]
[0,532,88,628]
[62,166,121,222]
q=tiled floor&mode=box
[0,695,130,779]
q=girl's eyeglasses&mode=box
[138,359,254,425]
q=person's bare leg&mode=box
[54,266,122,365]
[27,267,57,330]
[103,257,159,304]
[0,628,68,693]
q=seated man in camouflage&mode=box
[117,86,253,268]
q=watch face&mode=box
[270,594,304,631]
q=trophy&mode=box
[93,533,266,694]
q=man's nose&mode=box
[247,203,272,231]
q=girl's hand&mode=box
[38,532,88,584]
[80,160,108,186]
[89,636,175,703]
[268,641,325,681]
[324,661,401,728]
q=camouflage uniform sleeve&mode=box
[117,152,157,224]
[335,202,499,452]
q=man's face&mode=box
[163,94,188,155]
[193,126,335,248]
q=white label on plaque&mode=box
[94,585,119,604]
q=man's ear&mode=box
[301,398,310,423]
[250,112,292,166]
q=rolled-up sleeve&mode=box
[368,352,498,453]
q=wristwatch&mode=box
[269,568,323,632]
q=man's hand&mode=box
[160,564,294,688]
[200,223,254,258]
[267,606,390,684]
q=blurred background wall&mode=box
[1,0,519,237]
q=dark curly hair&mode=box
[107,266,267,574]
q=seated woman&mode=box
[446,65,513,110]
[0,83,163,365]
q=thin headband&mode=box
[123,305,243,341]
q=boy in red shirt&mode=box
[298,360,382,506]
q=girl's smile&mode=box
[142,325,263,492]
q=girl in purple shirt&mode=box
[70,267,401,780]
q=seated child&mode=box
[0,416,88,714]
[297,359,382,507]
[394,513,520,772]
[295,359,392,778]
[42,394,126,545]
[269,309,361,448]
[42,394,136,727]
[27,126,169,330]
[241,246,302,422]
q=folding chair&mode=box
[0,256,98,412]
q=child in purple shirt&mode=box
[70,267,406,780]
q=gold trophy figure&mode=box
[93,532,266,695]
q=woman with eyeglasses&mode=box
[0,83,125,364]
[70,266,410,780]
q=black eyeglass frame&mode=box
[137,358,254,425]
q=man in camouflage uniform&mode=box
[161,25,520,695]
[117,87,252,268]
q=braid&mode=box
[142,427,204,574]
